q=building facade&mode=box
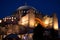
[0,5,59,40]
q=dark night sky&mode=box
[0,0,60,27]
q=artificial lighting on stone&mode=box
[44,17,50,27]
[0,20,2,23]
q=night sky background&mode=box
[0,0,60,27]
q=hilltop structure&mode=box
[0,5,59,40]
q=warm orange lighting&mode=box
[49,18,53,27]
[53,19,58,30]
[29,19,35,28]
[28,11,35,28]
[0,20,2,23]
[53,14,58,30]
[44,20,49,25]
[54,23,58,30]
[21,14,28,25]
[35,18,46,28]
[35,22,38,27]
[44,18,50,26]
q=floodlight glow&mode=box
[44,18,50,27]
[0,20,2,23]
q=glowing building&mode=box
[53,13,58,30]
[0,5,59,40]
